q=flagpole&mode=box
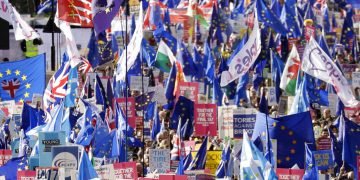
[140,15,146,177]
[51,0,55,71]
[124,0,130,162]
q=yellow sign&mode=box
[191,151,222,175]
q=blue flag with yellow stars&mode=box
[0,54,45,103]
[170,96,194,129]
[252,111,315,169]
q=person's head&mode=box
[239,99,246,107]
[323,109,331,119]
[156,133,164,143]
[321,128,329,137]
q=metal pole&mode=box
[51,0,55,71]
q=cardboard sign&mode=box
[194,104,217,136]
[233,108,257,138]
[276,168,304,180]
[149,149,170,174]
[114,98,136,128]
[113,162,138,179]
[130,76,149,92]
[0,149,11,167]
[176,82,199,104]
[316,137,331,150]
[17,170,36,180]
[38,131,66,167]
[218,106,236,138]
[314,150,334,170]
[51,146,79,179]
[204,151,222,175]
[95,164,115,180]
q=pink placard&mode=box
[276,168,304,180]
[194,104,217,136]
[113,162,138,179]
[115,98,136,128]
[176,82,199,104]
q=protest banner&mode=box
[233,108,257,138]
[176,82,199,104]
[316,137,331,150]
[113,162,138,179]
[204,151,222,175]
[17,170,36,180]
[276,168,304,180]
[218,105,236,139]
[194,104,217,136]
[314,150,334,170]
[38,131,66,167]
[51,146,79,179]
[0,150,11,167]
[149,149,170,174]
[130,76,149,92]
[115,97,136,128]
[95,164,115,180]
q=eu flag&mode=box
[252,111,315,168]
[0,54,45,102]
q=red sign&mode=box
[176,82,199,104]
[58,0,93,27]
[114,98,136,128]
[194,104,217,136]
[17,170,36,180]
[276,168,305,180]
[113,162,138,179]
[0,149,12,166]
[316,137,331,150]
[159,174,188,180]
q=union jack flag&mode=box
[43,61,70,111]
[1,78,20,98]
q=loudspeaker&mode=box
[0,18,9,49]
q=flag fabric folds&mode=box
[92,0,123,35]
[280,45,300,96]
[303,143,319,180]
[58,0,92,27]
[0,54,45,102]
[187,136,208,170]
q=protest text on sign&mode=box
[194,104,217,136]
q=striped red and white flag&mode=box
[58,0,93,27]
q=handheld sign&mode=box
[194,104,217,136]
[149,149,170,174]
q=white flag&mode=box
[8,3,40,41]
[116,4,144,81]
[302,37,359,107]
[220,12,261,87]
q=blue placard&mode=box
[233,114,256,138]
[314,150,334,170]
[10,138,36,158]
[38,131,66,167]
[52,145,79,180]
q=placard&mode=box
[218,106,236,138]
[352,72,360,89]
[114,98,136,128]
[11,138,36,157]
[316,137,331,150]
[0,100,15,117]
[278,96,288,115]
[151,85,167,105]
[95,164,115,180]
[204,151,222,175]
[276,168,304,180]
[184,141,195,155]
[149,149,170,174]
[314,150,334,170]
[113,162,138,179]
[51,146,79,179]
[35,167,61,180]
[32,93,43,109]
[267,87,277,106]
[176,82,199,104]
[38,131,66,167]
[233,108,257,138]
[0,149,11,167]
[130,76,149,92]
[194,104,217,136]
[17,170,36,180]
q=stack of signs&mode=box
[51,145,80,179]
[233,108,257,138]
[38,131,66,167]
[218,105,237,139]
[194,104,217,136]
[149,149,170,174]
[0,149,11,166]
